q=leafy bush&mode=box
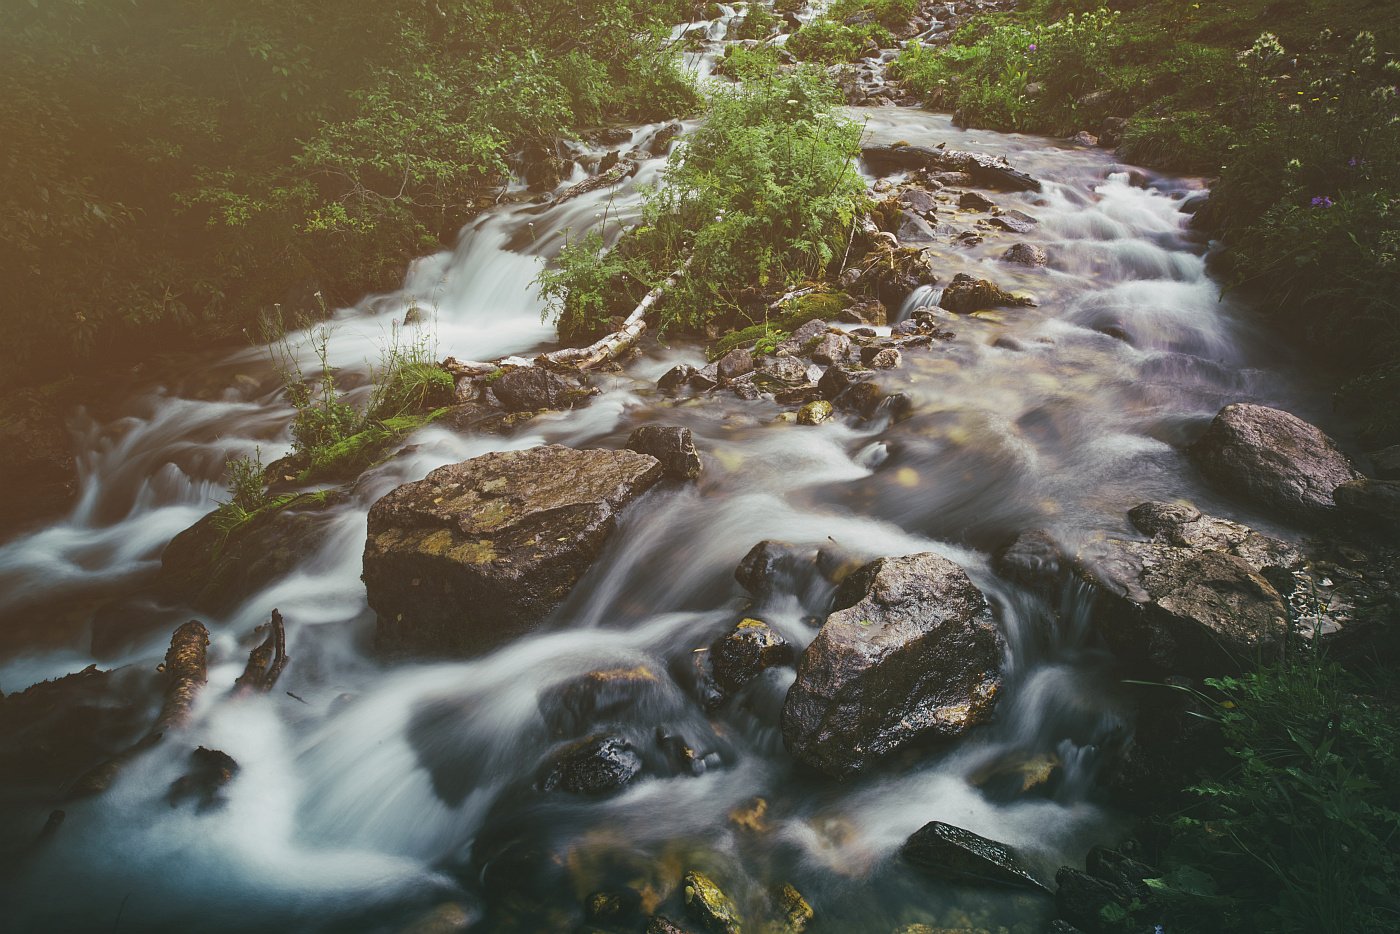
[788,19,890,64]
[893,7,1132,133]
[715,42,785,80]
[0,0,700,389]
[223,450,270,514]
[1161,658,1400,933]
[731,2,779,40]
[539,71,869,338]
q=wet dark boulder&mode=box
[657,364,699,393]
[364,444,663,656]
[782,552,1005,779]
[158,491,343,614]
[0,665,150,801]
[710,618,794,694]
[901,821,1050,893]
[167,746,239,811]
[491,367,591,413]
[1054,847,1159,934]
[735,540,805,600]
[939,273,1035,315]
[627,425,702,481]
[1189,403,1362,522]
[538,665,667,738]
[1334,478,1400,531]
[539,734,642,795]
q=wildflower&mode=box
[1028,43,1038,52]
[1311,195,1334,208]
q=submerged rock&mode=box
[1189,403,1362,522]
[782,553,1004,779]
[538,665,666,738]
[775,883,814,932]
[682,870,741,934]
[902,821,1050,892]
[364,444,663,656]
[627,425,702,481]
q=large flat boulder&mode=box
[1189,403,1361,522]
[363,444,662,656]
[782,553,1004,779]
[1079,502,1292,674]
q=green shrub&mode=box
[731,2,779,40]
[223,450,270,513]
[539,71,868,338]
[788,19,889,64]
[1161,658,1400,933]
[715,42,784,80]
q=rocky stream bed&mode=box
[2,3,1399,933]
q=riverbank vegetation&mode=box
[893,0,1400,444]
[788,0,916,63]
[538,71,869,341]
[0,0,701,390]
[1123,654,1400,934]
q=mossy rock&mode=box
[707,292,853,360]
[157,489,344,613]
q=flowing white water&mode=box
[0,14,1339,934]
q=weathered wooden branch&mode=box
[234,609,289,695]
[537,255,694,369]
[442,254,694,378]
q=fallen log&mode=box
[67,620,210,798]
[861,144,1041,192]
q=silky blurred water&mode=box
[0,11,1337,934]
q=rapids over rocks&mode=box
[0,6,1339,933]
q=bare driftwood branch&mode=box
[537,255,694,369]
[234,609,289,695]
[441,254,694,379]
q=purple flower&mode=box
[1028,43,1038,52]
[1311,195,1334,208]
